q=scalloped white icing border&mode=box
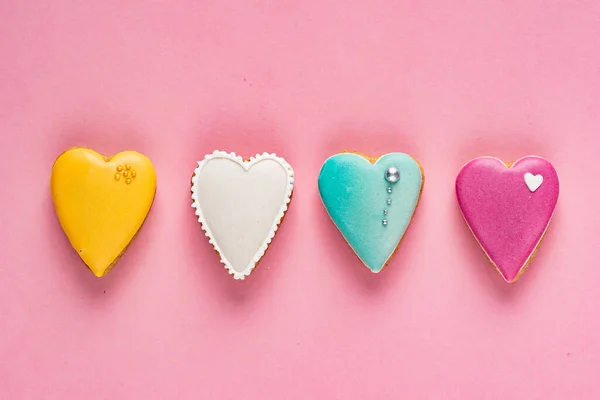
[191,150,295,280]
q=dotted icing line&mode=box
[382,167,400,227]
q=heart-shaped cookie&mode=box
[524,172,543,192]
[191,151,294,279]
[456,156,559,282]
[318,152,424,273]
[51,148,156,277]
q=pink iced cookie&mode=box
[456,156,559,283]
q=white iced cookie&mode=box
[191,151,295,279]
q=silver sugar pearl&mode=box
[387,199,392,205]
[382,219,388,226]
[385,167,400,183]
[383,209,388,215]
[387,187,392,193]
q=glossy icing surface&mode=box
[50,148,156,277]
[456,156,559,282]
[318,152,423,273]
[191,151,294,280]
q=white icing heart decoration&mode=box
[191,151,294,279]
[524,172,543,192]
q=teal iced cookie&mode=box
[318,152,424,272]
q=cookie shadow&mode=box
[314,128,425,297]
[46,118,159,303]
[180,116,294,309]
[450,130,558,302]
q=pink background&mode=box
[1,1,600,398]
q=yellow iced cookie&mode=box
[50,148,156,277]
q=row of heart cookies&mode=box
[50,148,559,283]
